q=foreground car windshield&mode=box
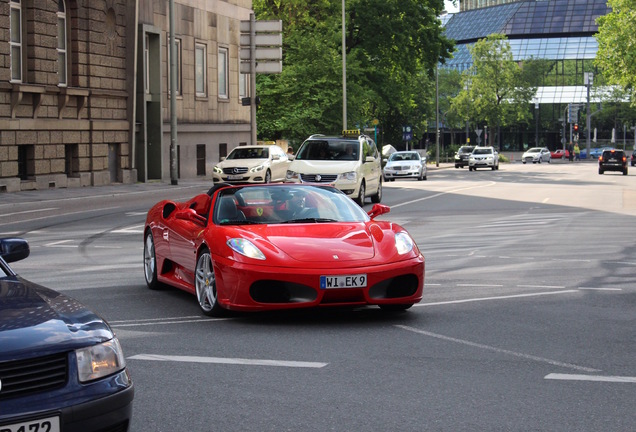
[388,152,420,162]
[214,185,370,225]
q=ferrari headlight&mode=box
[76,338,126,383]
[213,166,223,174]
[339,171,357,182]
[395,232,414,255]
[250,165,265,173]
[227,238,266,260]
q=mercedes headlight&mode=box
[213,166,223,174]
[250,165,265,173]
[76,338,126,383]
[286,170,299,181]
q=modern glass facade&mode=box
[440,0,615,150]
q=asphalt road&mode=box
[1,161,635,432]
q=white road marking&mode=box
[545,373,636,383]
[578,287,622,291]
[45,240,77,248]
[114,317,227,327]
[457,283,503,287]
[0,208,58,218]
[390,182,496,209]
[414,290,579,307]
[128,354,328,369]
[396,325,599,373]
[517,284,566,289]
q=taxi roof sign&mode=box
[342,129,361,137]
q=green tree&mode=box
[449,34,535,148]
[595,0,636,106]
[252,0,454,146]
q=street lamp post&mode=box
[535,102,539,147]
[585,72,593,157]
[168,0,178,185]
[342,0,347,131]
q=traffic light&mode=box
[573,124,579,132]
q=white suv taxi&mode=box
[212,144,290,184]
[469,146,499,171]
[285,131,382,206]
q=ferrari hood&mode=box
[260,223,375,262]
[0,277,114,360]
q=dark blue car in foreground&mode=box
[0,238,133,432]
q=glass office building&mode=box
[441,0,613,149]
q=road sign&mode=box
[240,61,282,74]
[402,125,413,141]
[240,19,282,75]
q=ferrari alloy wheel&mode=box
[144,231,162,290]
[195,249,224,316]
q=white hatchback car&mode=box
[522,147,551,164]
[468,146,499,171]
[285,131,382,206]
[213,145,291,184]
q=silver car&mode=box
[468,146,499,171]
[522,147,551,164]
[383,151,427,181]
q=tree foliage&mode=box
[448,34,535,147]
[252,0,454,146]
[595,0,636,106]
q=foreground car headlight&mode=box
[213,166,223,174]
[250,165,265,173]
[76,338,126,383]
[227,238,266,260]
[339,171,357,182]
[395,232,415,255]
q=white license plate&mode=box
[227,175,243,180]
[320,274,367,289]
[0,416,60,432]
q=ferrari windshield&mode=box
[226,147,269,160]
[214,185,370,225]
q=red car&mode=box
[551,149,570,159]
[144,183,424,316]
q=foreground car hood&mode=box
[0,277,114,360]
[249,223,376,262]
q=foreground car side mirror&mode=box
[0,237,30,263]
[175,208,207,226]
[367,204,390,219]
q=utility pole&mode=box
[342,0,347,131]
[585,72,593,157]
[169,0,178,185]
[435,65,439,167]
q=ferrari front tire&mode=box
[144,231,162,290]
[195,248,225,317]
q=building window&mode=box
[239,49,248,98]
[219,143,227,160]
[167,36,182,95]
[65,144,79,177]
[17,145,34,180]
[195,42,207,97]
[196,144,206,176]
[218,47,229,99]
[144,34,150,94]
[57,0,68,86]
[9,0,22,82]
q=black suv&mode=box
[598,149,628,175]
[631,149,636,167]
[454,145,475,168]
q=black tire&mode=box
[195,248,226,317]
[144,230,163,290]
[354,182,366,206]
[623,169,628,176]
[264,170,271,184]
[371,178,382,203]
[599,168,604,175]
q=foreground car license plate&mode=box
[227,175,243,180]
[1,416,60,432]
[320,274,367,289]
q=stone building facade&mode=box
[136,0,252,182]
[0,0,135,192]
[1,0,252,192]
